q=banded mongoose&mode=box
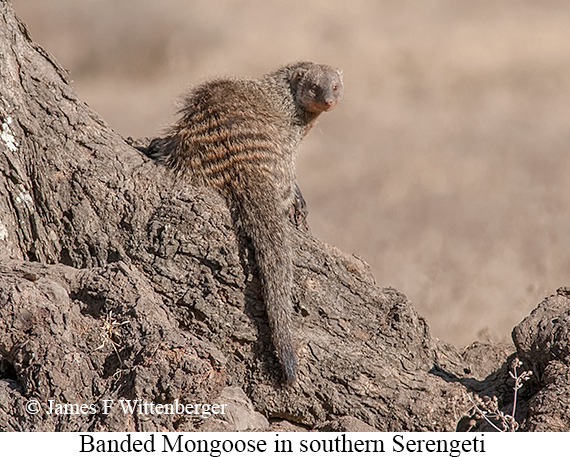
[146,61,343,385]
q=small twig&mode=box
[466,395,504,432]
[94,311,130,367]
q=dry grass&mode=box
[13,0,570,346]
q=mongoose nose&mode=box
[324,100,337,111]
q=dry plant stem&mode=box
[460,358,532,432]
[510,358,532,421]
[512,365,519,419]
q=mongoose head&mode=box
[290,63,344,114]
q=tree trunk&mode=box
[0,0,568,432]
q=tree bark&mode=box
[0,0,568,432]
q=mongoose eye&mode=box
[332,84,339,91]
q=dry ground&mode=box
[12,0,570,346]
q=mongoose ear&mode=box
[290,68,307,83]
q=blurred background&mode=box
[12,0,570,347]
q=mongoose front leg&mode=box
[288,182,309,231]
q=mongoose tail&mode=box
[232,184,299,385]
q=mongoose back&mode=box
[147,61,343,385]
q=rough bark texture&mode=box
[0,0,568,432]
